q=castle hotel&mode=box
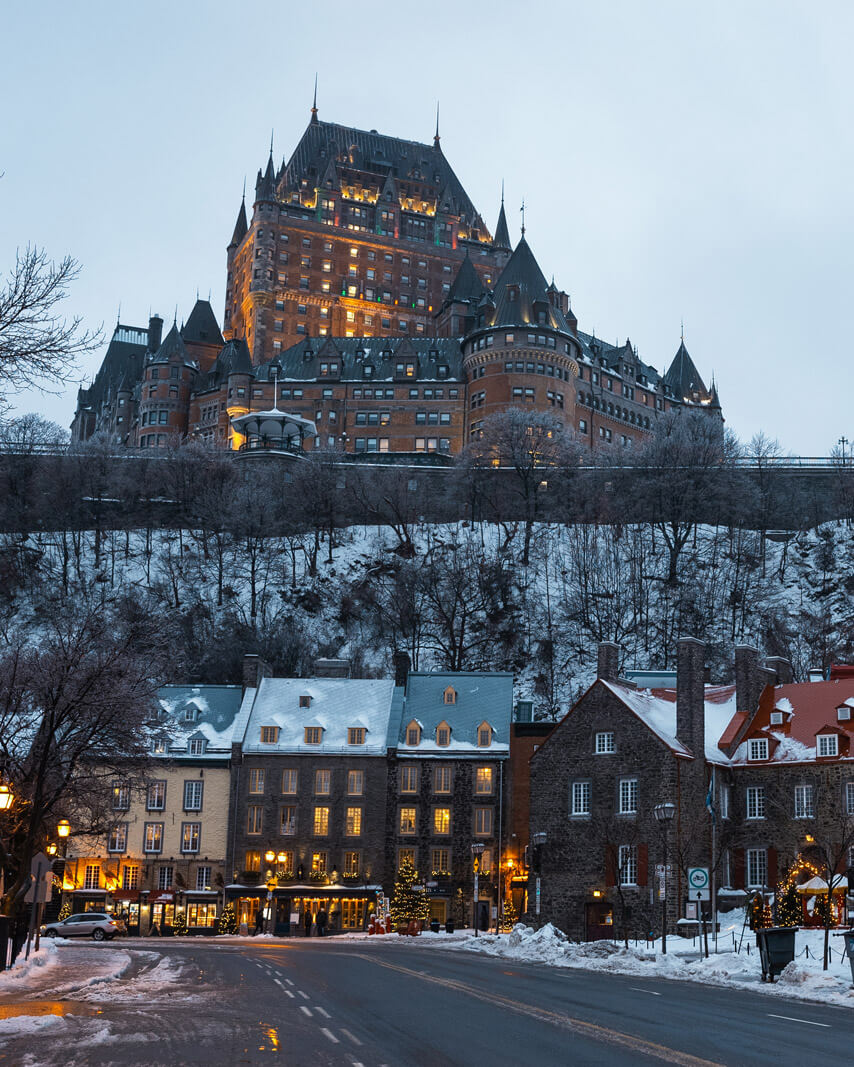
[72,102,720,455]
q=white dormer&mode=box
[747,738,769,761]
[817,733,839,758]
[769,711,784,726]
[188,736,206,756]
[838,705,852,722]
[443,686,457,706]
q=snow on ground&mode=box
[0,943,133,1002]
[0,939,61,994]
[414,912,854,1007]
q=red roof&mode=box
[830,664,854,680]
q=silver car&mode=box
[42,912,126,941]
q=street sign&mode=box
[657,867,666,901]
[24,870,53,904]
[687,867,710,902]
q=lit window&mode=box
[112,781,130,810]
[431,849,450,875]
[143,823,163,853]
[748,738,769,761]
[311,851,328,875]
[181,822,201,854]
[84,864,101,889]
[260,725,279,744]
[245,850,261,873]
[343,851,360,876]
[433,807,450,835]
[304,727,323,745]
[474,767,493,795]
[345,807,362,836]
[400,766,419,793]
[399,807,416,834]
[107,825,127,853]
[348,727,366,746]
[313,806,330,835]
[595,732,615,754]
[817,734,839,757]
[248,769,265,794]
[398,848,415,870]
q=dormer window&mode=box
[188,738,206,756]
[817,734,839,758]
[348,727,366,746]
[299,695,312,709]
[443,686,457,706]
[436,721,451,747]
[748,738,769,761]
[770,711,784,726]
[304,726,323,745]
[260,726,279,744]
[184,706,199,723]
[477,722,493,747]
[405,720,421,746]
[838,706,852,722]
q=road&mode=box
[0,937,851,1066]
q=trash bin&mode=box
[833,929,854,985]
[429,919,440,933]
[756,926,797,982]
[445,921,455,934]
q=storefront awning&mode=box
[112,890,140,902]
[73,888,107,895]
[148,891,175,903]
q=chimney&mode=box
[765,657,794,686]
[242,653,272,691]
[676,637,705,756]
[393,651,411,690]
[755,666,777,703]
[148,314,163,353]
[597,642,619,683]
[735,645,760,713]
[314,658,350,679]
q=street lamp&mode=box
[264,849,276,865]
[532,832,547,921]
[471,843,485,937]
[653,802,676,954]
[0,785,14,812]
[56,820,71,839]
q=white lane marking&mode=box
[629,987,661,996]
[320,1028,339,1044]
[285,978,295,987]
[767,1014,829,1028]
[284,990,295,999]
[300,1005,313,1017]
[274,978,284,988]
[314,1006,331,1019]
[341,1028,363,1046]
[297,989,309,999]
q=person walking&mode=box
[254,908,264,936]
[303,908,313,937]
[316,908,327,937]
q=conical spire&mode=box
[447,250,485,303]
[256,145,277,203]
[433,101,440,148]
[493,183,511,251]
[229,186,248,247]
[310,74,319,124]
[664,339,709,399]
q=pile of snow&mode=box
[0,939,59,992]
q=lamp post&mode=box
[653,802,676,954]
[0,783,14,971]
[471,843,485,936]
[532,831,546,922]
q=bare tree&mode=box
[0,413,69,453]
[0,246,101,412]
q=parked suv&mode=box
[42,913,126,941]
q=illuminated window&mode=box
[304,727,323,745]
[245,850,261,873]
[433,766,452,794]
[348,727,366,746]
[345,807,362,836]
[248,769,265,794]
[143,823,163,853]
[474,767,493,795]
[281,769,298,794]
[275,852,294,875]
[399,807,416,834]
[311,851,328,875]
[260,726,279,744]
[181,822,201,854]
[107,824,127,853]
[343,851,360,876]
[313,806,330,835]
[431,848,450,874]
[400,766,419,793]
[84,864,101,889]
[347,770,364,795]
[247,805,263,834]
[433,807,450,835]
[398,848,415,870]
[474,808,493,836]
[112,781,130,810]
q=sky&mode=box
[2,0,852,455]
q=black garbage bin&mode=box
[756,926,797,982]
[429,919,440,933]
[833,929,854,986]
[445,921,455,934]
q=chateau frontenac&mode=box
[72,103,720,455]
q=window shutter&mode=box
[637,844,648,886]
[733,848,745,889]
[605,846,616,887]
[767,848,778,886]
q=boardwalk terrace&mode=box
[72,106,720,456]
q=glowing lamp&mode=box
[805,834,815,843]
[46,843,58,856]
[57,819,71,838]
[592,890,602,899]
[277,852,288,865]
[0,784,14,811]
[264,849,276,864]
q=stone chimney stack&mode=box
[148,314,163,353]
[597,642,620,683]
[735,645,760,713]
[765,657,794,686]
[314,658,350,678]
[676,637,705,756]
[242,653,272,691]
[393,651,411,690]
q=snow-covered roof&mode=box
[601,681,738,764]
[392,672,513,755]
[239,677,396,754]
[157,685,243,757]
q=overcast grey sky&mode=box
[2,0,851,454]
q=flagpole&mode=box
[710,766,717,952]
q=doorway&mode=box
[585,900,614,940]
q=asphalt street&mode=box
[0,938,852,1066]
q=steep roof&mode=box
[229,198,248,247]
[664,340,709,399]
[150,322,189,365]
[284,118,485,227]
[181,300,224,347]
[447,252,485,304]
[208,337,254,384]
[238,677,396,755]
[392,671,513,754]
[76,324,149,412]
[493,197,511,251]
[157,684,243,757]
[257,336,463,383]
[488,238,570,333]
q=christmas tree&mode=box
[390,857,429,926]
[500,895,518,932]
[58,900,71,921]
[216,902,237,935]
[776,879,801,927]
[172,908,188,936]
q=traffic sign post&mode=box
[687,868,711,960]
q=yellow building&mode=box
[63,685,242,935]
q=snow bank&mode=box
[0,939,59,993]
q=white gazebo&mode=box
[230,406,316,455]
